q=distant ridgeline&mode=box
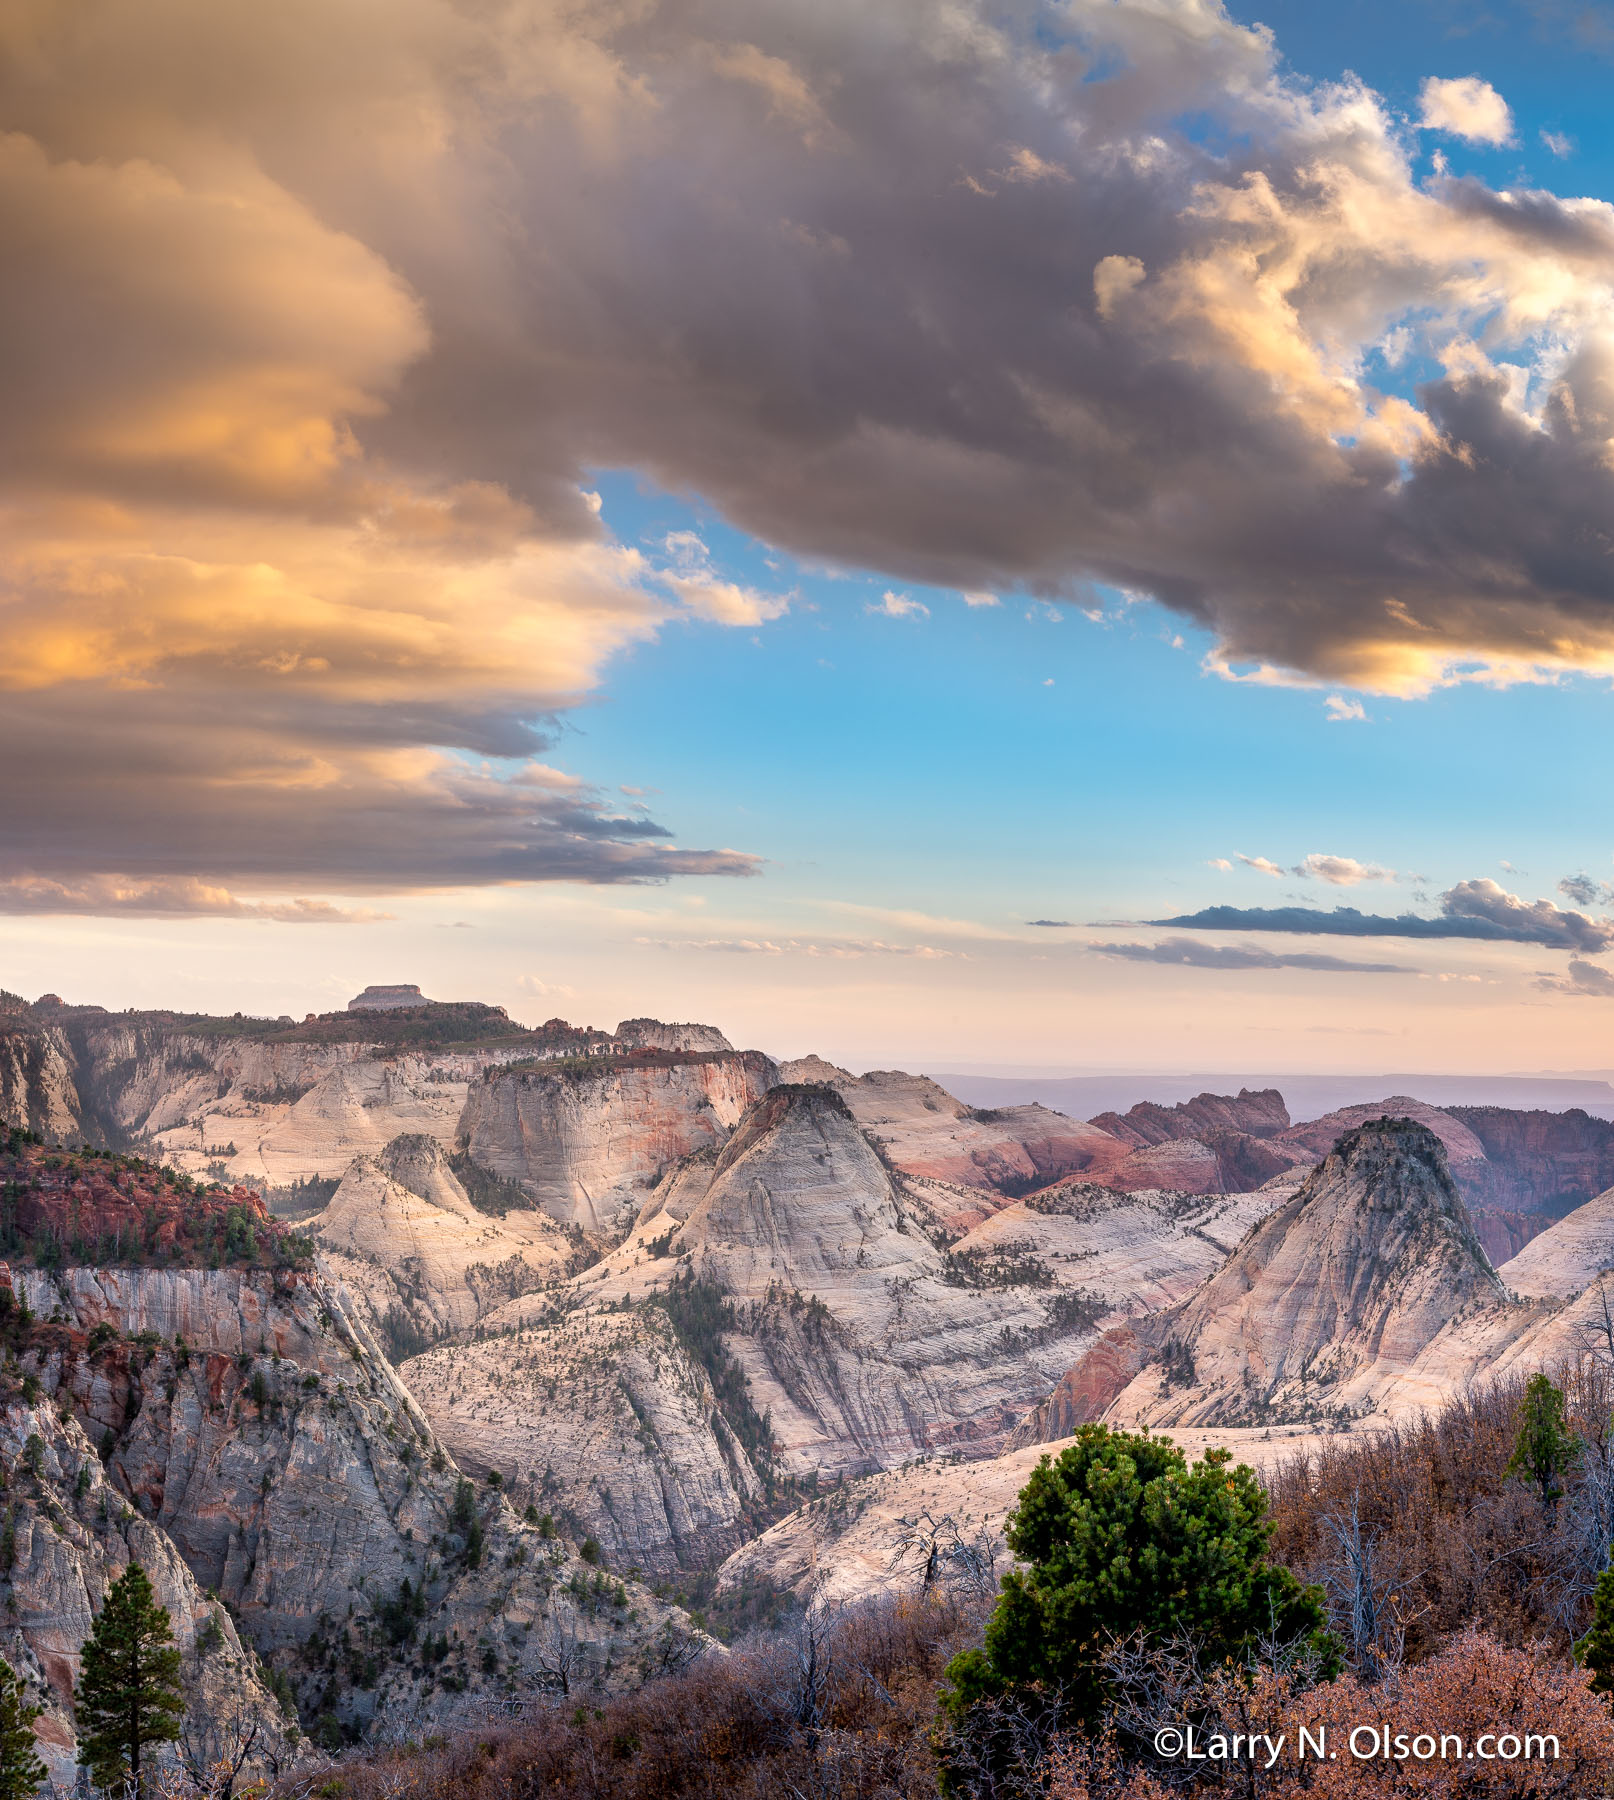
[0,1128,313,1269]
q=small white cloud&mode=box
[1237,854,1286,878]
[868,591,930,619]
[1093,253,1146,319]
[1000,146,1073,185]
[659,530,790,624]
[1419,75,1514,147]
[1294,853,1396,886]
[1043,677,1055,686]
[516,974,577,999]
[1208,858,1234,871]
[961,590,1000,607]
[1541,128,1573,158]
[1325,694,1368,722]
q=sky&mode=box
[9,0,1614,1071]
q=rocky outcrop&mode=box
[1016,1119,1529,1437]
[14,1263,698,1743]
[1092,1087,1292,1145]
[955,1181,1288,1317]
[0,1018,86,1143]
[1448,1106,1614,1234]
[615,1019,734,1054]
[1083,1089,1302,1194]
[776,1061,1127,1202]
[458,1052,778,1238]
[309,1135,579,1345]
[402,1305,769,1579]
[1497,1186,1614,1298]
[0,1402,299,1786]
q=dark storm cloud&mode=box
[1091,937,1409,974]
[1151,879,1614,952]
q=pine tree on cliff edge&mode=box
[75,1562,184,1794]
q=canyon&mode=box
[7,984,1614,1744]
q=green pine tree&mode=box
[1507,1373,1580,1515]
[941,1426,1337,1731]
[1578,1564,1614,1697]
[0,1657,46,1800]
[74,1562,184,1794]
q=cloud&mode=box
[1419,76,1515,146]
[1538,958,1614,996]
[1238,856,1287,877]
[1208,858,1234,872]
[0,875,389,922]
[16,0,1614,918]
[1152,877,1614,951]
[1026,918,1074,927]
[1090,936,1409,974]
[1541,129,1574,159]
[0,705,761,890]
[516,974,578,1000]
[960,590,1000,607]
[1294,854,1396,886]
[659,531,790,625]
[1325,696,1368,722]
[636,936,958,958]
[868,591,930,619]
[1557,873,1614,907]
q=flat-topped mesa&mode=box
[459,1047,778,1238]
[348,983,432,1011]
[614,1017,735,1054]
[1014,1117,1511,1440]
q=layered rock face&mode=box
[309,1134,579,1345]
[1447,1106,1614,1255]
[1497,1185,1614,1298]
[775,1059,1127,1209]
[412,1085,1120,1572]
[951,1180,1290,1316]
[1089,1088,1303,1193]
[16,1263,697,1742]
[402,1306,769,1579]
[0,1402,297,1786]
[0,997,86,1141]
[1016,1120,1526,1437]
[459,1051,778,1238]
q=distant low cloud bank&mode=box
[1153,879,1614,952]
[1092,936,1408,974]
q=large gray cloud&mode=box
[1091,937,1409,974]
[1152,878,1614,952]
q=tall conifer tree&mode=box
[75,1563,184,1793]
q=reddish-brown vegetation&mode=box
[1,1129,311,1267]
[1050,1632,1614,1796]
